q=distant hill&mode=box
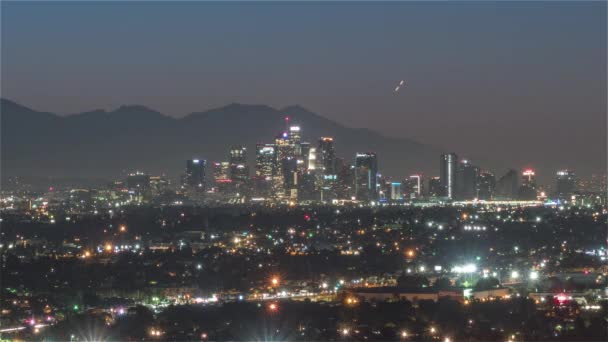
[1,98,441,184]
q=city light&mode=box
[453,264,477,273]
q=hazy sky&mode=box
[2,1,606,176]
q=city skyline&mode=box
[2,1,606,180]
[1,2,607,341]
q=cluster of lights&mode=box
[463,225,486,231]
[452,264,477,273]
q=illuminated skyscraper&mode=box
[390,182,403,200]
[354,152,378,202]
[428,177,442,198]
[288,125,302,154]
[212,161,230,183]
[318,137,336,175]
[185,159,206,189]
[555,170,576,199]
[440,153,458,199]
[299,142,311,172]
[229,145,249,185]
[254,144,277,197]
[518,169,537,200]
[307,147,317,171]
[282,157,299,199]
[477,171,495,200]
[409,174,423,199]
[255,144,276,180]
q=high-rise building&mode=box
[282,157,299,200]
[185,159,206,189]
[390,182,403,201]
[213,161,230,182]
[440,153,458,199]
[318,137,336,175]
[307,147,317,171]
[126,171,151,201]
[555,170,576,199]
[335,158,354,200]
[150,175,170,196]
[275,132,292,161]
[428,177,442,198]
[477,171,495,200]
[255,144,276,180]
[402,174,423,199]
[211,161,231,194]
[300,142,311,171]
[456,160,479,200]
[288,125,302,156]
[495,169,519,199]
[254,144,277,197]
[229,145,249,186]
[354,152,378,202]
[518,169,537,200]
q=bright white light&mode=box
[511,271,519,279]
[453,264,477,273]
[529,271,539,280]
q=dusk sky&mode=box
[2,1,606,176]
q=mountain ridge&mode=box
[1,98,441,183]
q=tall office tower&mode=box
[428,177,442,198]
[354,152,378,202]
[390,182,403,200]
[229,145,249,185]
[275,133,293,166]
[518,169,537,200]
[288,125,302,155]
[282,157,299,200]
[255,144,276,180]
[555,170,576,199]
[212,161,231,193]
[213,161,231,182]
[495,169,519,199]
[307,147,317,171]
[407,174,423,199]
[254,144,277,197]
[274,133,293,196]
[299,142,311,171]
[298,172,317,202]
[185,159,206,189]
[126,172,152,203]
[440,153,458,199]
[477,171,496,200]
[335,160,353,199]
[456,160,479,200]
[318,137,336,175]
[335,159,354,199]
[377,175,390,200]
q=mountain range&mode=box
[1,98,442,185]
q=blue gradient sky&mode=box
[2,1,606,176]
